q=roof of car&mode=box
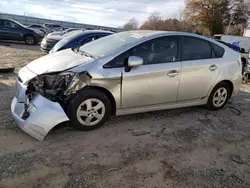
[82,30,114,34]
[122,30,226,45]
[0,18,15,21]
[67,30,113,37]
[120,30,205,38]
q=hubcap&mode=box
[26,37,34,44]
[212,87,227,107]
[76,98,105,126]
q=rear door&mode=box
[178,36,223,102]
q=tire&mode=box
[242,73,249,84]
[24,35,37,45]
[206,82,231,111]
[67,88,112,131]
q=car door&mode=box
[177,36,221,102]
[121,36,181,108]
[0,19,6,39]
[3,20,22,40]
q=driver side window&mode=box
[104,36,179,68]
[5,20,19,28]
[132,36,179,65]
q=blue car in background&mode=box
[231,42,241,52]
[49,30,113,53]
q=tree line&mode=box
[123,0,250,36]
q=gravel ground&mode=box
[1,44,250,188]
[0,42,44,69]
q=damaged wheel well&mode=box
[85,86,117,115]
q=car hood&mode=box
[45,35,64,41]
[48,31,63,36]
[26,49,94,75]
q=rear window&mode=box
[182,36,212,61]
[211,43,225,58]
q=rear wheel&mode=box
[67,88,112,131]
[206,82,231,110]
[24,35,37,45]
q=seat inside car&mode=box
[147,39,177,64]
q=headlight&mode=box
[29,72,75,89]
[27,72,88,101]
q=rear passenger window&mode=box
[210,43,225,58]
[0,20,4,26]
[182,36,212,61]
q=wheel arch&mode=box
[211,80,234,98]
[23,33,35,40]
[85,86,117,115]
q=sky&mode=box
[0,0,185,27]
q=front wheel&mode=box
[67,88,112,131]
[24,35,37,45]
[206,83,230,110]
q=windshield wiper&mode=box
[72,48,95,59]
[80,51,95,59]
[72,46,79,53]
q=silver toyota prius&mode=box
[11,30,242,141]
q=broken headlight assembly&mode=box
[27,72,89,101]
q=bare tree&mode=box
[140,11,193,32]
[123,18,139,30]
[227,0,250,35]
[140,12,164,30]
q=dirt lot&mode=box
[1,43,250,188]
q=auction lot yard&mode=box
[1,43,250,188]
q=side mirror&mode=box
[128,56,143,67]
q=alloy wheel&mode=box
[26,36,34,44]
[76,98,105,126]
[212,87,228,108]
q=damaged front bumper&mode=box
[11,80,69,141]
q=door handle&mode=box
[167,70,179,77]
[209,64,218,71]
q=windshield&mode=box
[52,31,82,52]
[79,32,147,57]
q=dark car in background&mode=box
[50,30,113,53]
[47,28,80,36]
[43,23,62,31]
[0,19,44,45]
[28,24,50,34]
